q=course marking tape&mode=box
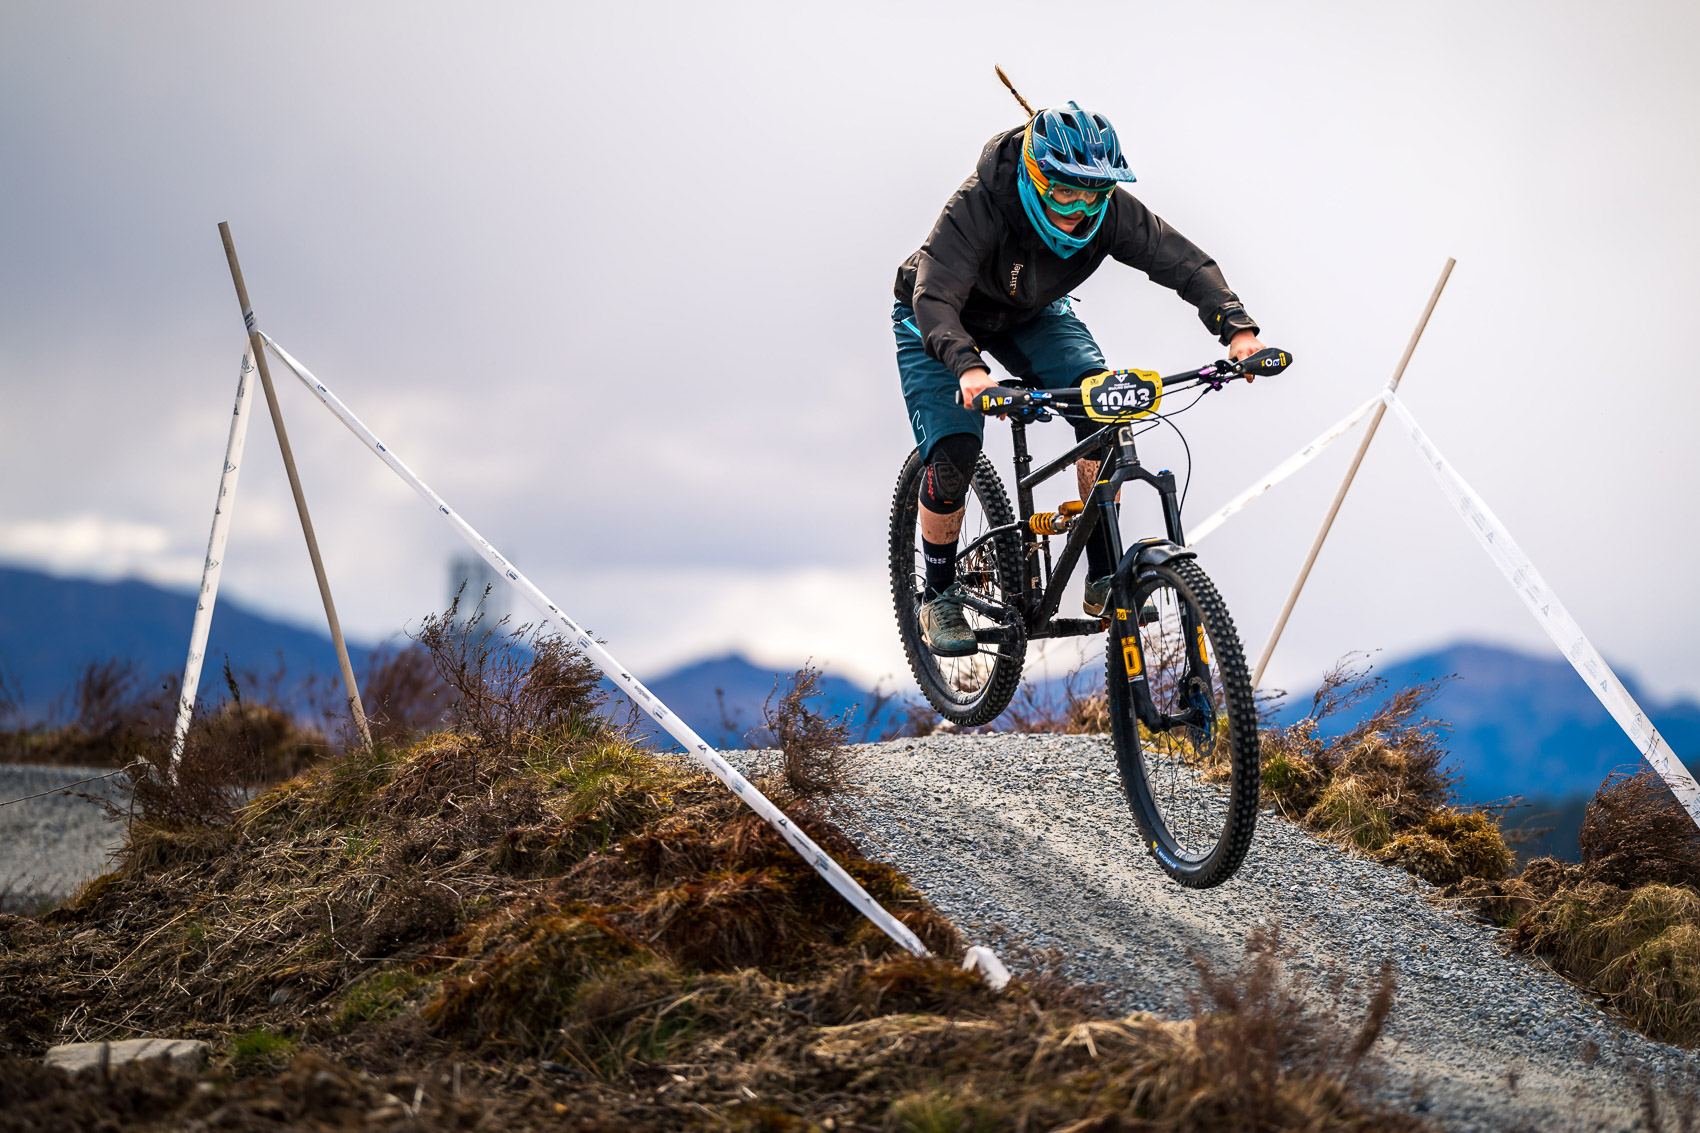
[1382,391,1700,821]
[170,347,256,774]
[260,333,933,958]
[1186,394,1378,547]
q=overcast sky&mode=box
[2,1,1697,703]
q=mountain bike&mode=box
[888,348,1292,887]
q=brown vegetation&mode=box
[1001,667,1110,735]
[1259,658,1511,885]
[1453,770,1700,1045]
[0,622,1421,1131]
[745,665,857,800]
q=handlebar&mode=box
[968,347,1293,418]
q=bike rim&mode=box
[910,480,1011,706]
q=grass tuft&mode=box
[229,1027,298,1073]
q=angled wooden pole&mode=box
[218,222,373,749]
[1251,257,1456,689]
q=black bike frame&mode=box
[959,414,1186,645]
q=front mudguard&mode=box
[1111,539,1196,607]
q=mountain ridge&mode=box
[3,563,1694,806]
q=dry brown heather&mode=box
[1451,769,1700,1046]
[0,626,1420,1132]
[1251,659,1700,1048]
[1255,660,1513,886]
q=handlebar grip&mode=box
[1240,347,1294,378]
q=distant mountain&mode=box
[0,564,375,718]
[626,653,887,751]
[6,566,1692,817]
[1274,642,1700,804]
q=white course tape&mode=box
[1186,395,1378,547]
[170,348,257,773]
[260,334,932,958]
[1382,391,1700,821]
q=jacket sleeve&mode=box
[1104,192,1259,346]
[910,179,1001,379]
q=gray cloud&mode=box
[2,1,1697,696]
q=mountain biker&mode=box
[894,100,1267,657]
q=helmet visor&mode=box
[1043,182,1111,216]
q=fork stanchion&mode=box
[1250,257,1455,690]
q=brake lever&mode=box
[1196,360,1241,391]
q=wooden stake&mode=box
[217,222,373,748]
[1251,257,1456,690]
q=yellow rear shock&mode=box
[1028,500,1084,535]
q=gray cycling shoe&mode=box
[1083,575,1114,618]
[920,583,978,657]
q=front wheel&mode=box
[1106,557,1259,888]
[889,446,1026,725]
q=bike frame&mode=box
[957,414,1185,645]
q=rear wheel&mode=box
[889,447,1025,725]
[1106,557,1259,888]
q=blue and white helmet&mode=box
[1022,101,1137,193]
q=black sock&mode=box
[1085,522,1115,582]
[922,537,957,599]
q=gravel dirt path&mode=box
[0,763,126,912]
[825,733,1697,1133]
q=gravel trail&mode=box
[0,763,127,912]
[824,733,1695,1133]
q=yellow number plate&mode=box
[1081,369,1163,423]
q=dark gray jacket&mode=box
[894,126,1258,378]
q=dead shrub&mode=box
[1513,881,1700,1043]
[746,666,855,799]
[1170,925,1405,1132]
[1377,808,1514,885]
[355,879,460,957]
[0,659,168,769]
[1450,774,1700,1045]
[414,592,604,758]
[619,800,963,970]
[860,682,944,740]
[1260,655,1513,882]
[1003,665,1110,734]
[360,645,450,742]
[823,954,992,1020]
[1579,769,1700,890]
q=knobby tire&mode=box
[889,447,1025,725]
[1107,557,1259,888]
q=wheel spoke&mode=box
[1106,558,1259,888]
[891,450,1025,727]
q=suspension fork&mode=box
[1104,427,1210,730]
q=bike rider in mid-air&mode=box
[894,91,1269,657]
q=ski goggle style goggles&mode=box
[1043,182,1111,216]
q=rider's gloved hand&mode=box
[958,367,998,409]
[1228,330,1265,362]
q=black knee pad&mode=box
[920,433,981,513]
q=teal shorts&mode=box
[894,298,1107,460]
